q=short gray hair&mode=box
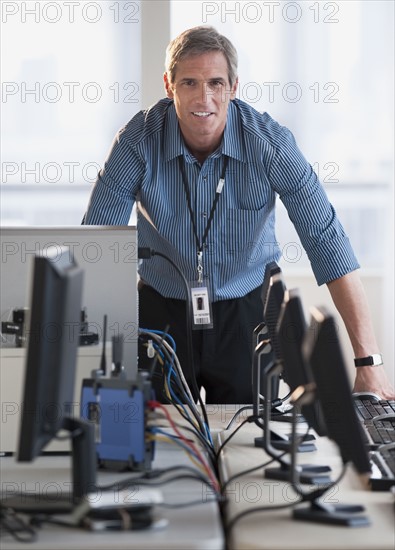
[165,26,238,86]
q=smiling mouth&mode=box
[192,112,213,118]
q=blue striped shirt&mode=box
[83,98,359,301]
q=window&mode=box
[1,0,142,224]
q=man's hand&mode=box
[353,365,395,400]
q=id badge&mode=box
[189,281,213,330]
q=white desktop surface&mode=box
[2,405,394,550]
[218,420,395,550]
[1,433,224,549]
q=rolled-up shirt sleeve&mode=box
[83,130,145,225]
[270,127,360,285]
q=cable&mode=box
[138,247,211,437]
[225,500,301,536]
[140,330,201,425]
[147,429,207,474]
[0,507,37,543]
[141,332,207,444]
[221,452,287,495]
[140,328,215,459]
[98,465,215,492]
[148,400,220,494]
[224,405,255,430]
[150,418,217,466]
[215,415,257,463]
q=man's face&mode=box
[164,51,238,156]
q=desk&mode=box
[218,419,394,550]
[1,407,394,550]
[0,425,224,549]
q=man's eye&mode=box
[210,81,223,87]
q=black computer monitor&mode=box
[277,289,327,436]
[5,247,96,512]
[263,271,286,364]
[252,262,283,413]
[260,261,282,316]
[302,306,371,474]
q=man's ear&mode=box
[164,73,174,99]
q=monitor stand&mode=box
[289,387,370,526]
[1,418,96,514]
[252,342,332,484]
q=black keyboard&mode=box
[353,396,395,446]
[370,444,395,491]
[353,397,395,421]
[364,418,395,446]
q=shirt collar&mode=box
[163,102,187,162]
[221,100,247,163]
[163,100,247,164]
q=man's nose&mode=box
[196,82,215,104]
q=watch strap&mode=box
[354,354,383,367]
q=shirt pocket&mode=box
[226,206,267,256]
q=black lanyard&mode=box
[178,154,229,258]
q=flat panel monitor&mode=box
[256,266,285,404]
[260,261,282,316]
[18,247,83,460]
[302,306,371,474]
[0,226,138,379]
[277,289,327,435]
[2,247,96,512]
[263,271,286,364]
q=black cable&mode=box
[160,497,224,508]
[1,507,37,543]
[221,452,287,495]
[140,330,193,406]
[140,329,210,441]
[224,405,256,430]
[225,499,301,536]
[152,421,217,467]
[215,415,257,463]
[225,457,348,538]
[99,471,217,495]
[139,248,211,437]
[143,325,172,382]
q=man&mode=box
[83,26,393,403]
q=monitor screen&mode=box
[255,268,286,405]
[302,306,371,474]
[18,246,83,461]
[4,247,97,512]
[277,289,327,436]
[260,261,282,316]
[263,271,286,363]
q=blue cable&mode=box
[139,327,177,354]
[148,427,200,461]
[141,328,214,449]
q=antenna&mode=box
[90,314,107,379]
[112,333,124,377]
[99,314,107,376]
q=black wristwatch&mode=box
[354,354,383,367]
